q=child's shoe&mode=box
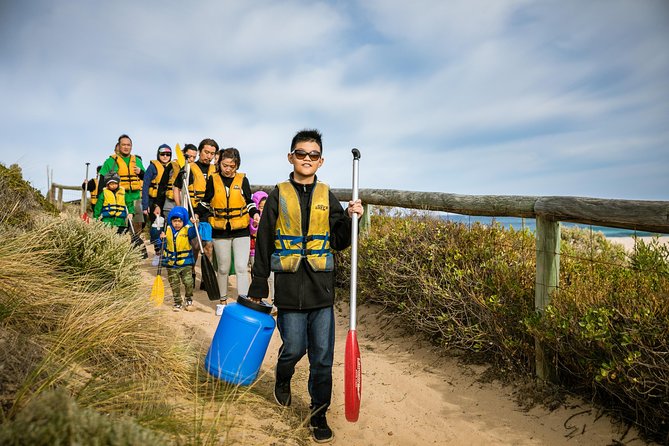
[151,255,160,267]
[173,303,182,312]
[185,298,194,311]
[309,412,334,443]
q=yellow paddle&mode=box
[150,217,169,306]
[175,142,185,168]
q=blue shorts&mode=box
[198,222,212,242]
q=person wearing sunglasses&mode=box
[247,129,364,443]
[141,144,173,266]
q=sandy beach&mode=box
[607,235,669,252]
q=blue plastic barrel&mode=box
[204,295,276,385]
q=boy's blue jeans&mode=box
[276,306,335,413]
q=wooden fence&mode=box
[51,181,669,380]
[49,182,86,213]
[254,185,669,380]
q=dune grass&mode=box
[0,210,309,445]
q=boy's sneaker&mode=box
[172,303,182,312]
[273,379,291,407]
[185,298,193,311]
[309,413,334,443]
[151,255,160,267]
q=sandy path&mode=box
[142,260,650,445]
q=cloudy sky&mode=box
[1,0,668,203]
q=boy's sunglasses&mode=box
[291,149,322,161]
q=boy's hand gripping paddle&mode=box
[183,162,220,301]
[150,219,169,306]
[345,148,362,422]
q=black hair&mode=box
[219,147,241,169]
[118,134,132,144]
[183,143,197,154]
[291,129,322,153]
[198,138,219,152]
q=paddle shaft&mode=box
[349,149,360,331]
[82,162,90,215]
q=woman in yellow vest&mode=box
[199,147,260,303]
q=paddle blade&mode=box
[175,142,185,168]
[150,275,164,306]
[201,255,221,301]
[344,329,362,422]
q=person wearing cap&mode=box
[93,173,129,232]
[142,144,173,264]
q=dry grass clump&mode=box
[336,213,669,443]
[0,215,194,439]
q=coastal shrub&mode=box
[0,163,57,230]
[527,237,669,442]
[337,213,537,370]
[336,213,669,442]
[0,389,169,446]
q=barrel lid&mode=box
[237,295,273,314]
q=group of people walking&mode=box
[84,134,269,306]
[83,129,364,443]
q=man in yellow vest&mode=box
[99,134,146,236]
[173,139,217,287]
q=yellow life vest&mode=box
[209,173,250,230]
[112,154,143,192]
[165,160,180,200]
[148,160,166,198]
[187,162,215,207]
[100,187,127,218]
[271,181,333,273]
[90,177,100,205]
[164,225,195,267]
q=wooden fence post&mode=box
[360,204,371,235]
[535,216,560,381]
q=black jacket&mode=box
[248,174,352,310]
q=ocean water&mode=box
[438,213,657,238]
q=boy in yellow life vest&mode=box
[159,206,197,312]
[247,129,364,443]
[93,173,129,233]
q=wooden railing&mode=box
[52,181,668,380]
[49,182,85,212]
[253,185,669,380]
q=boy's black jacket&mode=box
[248,174,352,310]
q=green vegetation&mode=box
[336,213,669,443]
[0,163,308,445]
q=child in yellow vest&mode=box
[94,173,129,233]
[160,206,197,311]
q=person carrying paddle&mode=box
[81,165,102,214]
[142,144,172,266]
[99,134,146,235]
[160,206,197,312]
[155,144,197,217]
[198,147,260,304]
[248,129,363,443]
[93,173,129,233]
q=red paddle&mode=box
[345,148,362,422]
